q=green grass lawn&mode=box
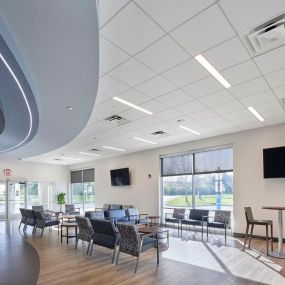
[166,194,233,207]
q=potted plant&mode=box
[57,192,66,212]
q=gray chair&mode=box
[206,210,231,243]
[243,207,273,254]
[84,210,104,220]
[32,205,54,219]
[19,208,27,230]
[75,216,94,254]
[25,209,36,232]
[126,208,148,225]
[116,223,158,273]
[90,219,120,263]
[34,211,60,237]
[65,204,80,215]
[165,208,186,235]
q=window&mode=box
[70,168,95,213]
[161,147,233,215]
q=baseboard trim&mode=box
[233,232,284,243]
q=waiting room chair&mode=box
[25,209,36,232]
[65,204,80,215]
[90,219,120,263]
[165,208,186,235]
[32,205,54,219]
[34,211,60,237]
[206,210,231,243]
[75,216,94,254]
[108,209,133,224]
[126,208,148,225]
[116,223,159,273]
[84,210,105,220]
[243,207,273,255]
[19,208,27,230]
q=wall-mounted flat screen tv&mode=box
[110,168,130,186]
[263,146,285,178]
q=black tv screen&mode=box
[263,147,285,178]
[110,168,130,186]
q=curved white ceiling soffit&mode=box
[0,1,99,160]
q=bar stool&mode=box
[243,207,273,255]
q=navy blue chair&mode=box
[108,209,132,224]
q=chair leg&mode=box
[207,224,209,241]
[135,253,141,273]
[75,237,79,250]
[266,224,269,255]
[156,240,159,265]
[111,246,116,264]
[248,224,254,248]
[243,223,249,251]
[270,223,273,251]
[41,228,44,237]
[89,242,94,256]
[116,248,121,265]
[225,226,227,244]
[18,222,22,230]
[87,240,91,254]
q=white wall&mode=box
[0,160,69,207]
[70,123,285,236]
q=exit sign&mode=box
[3,169,12,177]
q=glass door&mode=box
[71,182,95,213]
[84,182,95,212]
[8,181,26,218]
[0,182,7,219]
[27,182,41,208]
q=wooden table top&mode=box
[61,222,78,227]
[262,206,285,210]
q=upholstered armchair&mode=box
[84,210,105,220]
[65,204,80,215]
[75,216,94,254]
[34,211,60,237]
[32,205,54,219]
[126,208,148,225]
[19,208,27,230]
[165,208,186,235]
[116,223,158,273]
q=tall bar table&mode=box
[262,206,285,258]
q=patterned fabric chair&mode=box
[116,223,158,273]
[75,216,94,254]
[25,209,36,232]
[206,210,231,243]
[84,210,104,220]
[165,208,186,235]
[126,208,148,225]
[90,219,120,263]
[34,211,60,237]
[32,205,54,219]
[65,204,80,215]
[19,208,27,230]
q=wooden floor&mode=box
[2,221,285,285]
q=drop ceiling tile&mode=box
[265,68,285,88]
[135,35,190,73]
[220,0,285,33]
[262,109,285,120]
[255,100,284,114]
[98,75,129,96]
[118,108,148,121]
[162,58,209,87]
[155,108,183,120]
[140,99,168,113]
[136,76,177,98]
[171,5,235,55]
[263,116,285,126]
[254,45,285,74]
[223,109,254,121]
[118,89,152,105]
[135,0,214,32]
[204,37,250,70]
[156,90,193,107]
[109,58,155,86]
[221,60,261,86]
[273,85,285,99]
[175,100,206,115]
[99,37,130,73]
[99,0,130,27]
[238,121,263,130]
[100,2,165,55]
[182,77,224,99]
[199,90,234,107]
[136,115,164,127]
[188,109,217,121]
[96,99,129,116]
[200,115,229,127]
[239,90,276,106]
[95,93,110,105]
[229,77,269,99]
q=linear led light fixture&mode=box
[195,55,231,89]
[113,97,153,115]
[0,53,33,152]
[248,106,264,122]
[134,137,157,145]
[102,145,126,152]
[179,125,200,135]
[79,152,101,157]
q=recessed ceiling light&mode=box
[102,145,126,152]
[66,106,73,110]
[134,137,157,145]
[79,152,101,157]
[248,106,264,122]
[60,157,82,161]
[195,55,231,89]
[113,97,153,115]
[179,125,200,135]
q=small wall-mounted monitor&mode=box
[263,146,285,178]
[110,168,130,186]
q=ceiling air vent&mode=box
[89,148,101,152]
[105,115,129,126]
[242,13,285,56]
[151,131,168,138]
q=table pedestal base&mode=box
[268,251,285,259]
